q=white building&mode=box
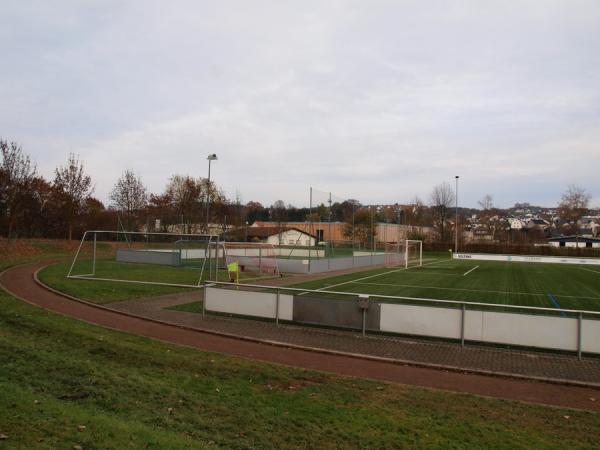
[508,218,525,230]
[548,236,600,248]
[245,226,317,247]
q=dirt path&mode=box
[2,261,599,411]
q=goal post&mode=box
[67,230,219,287]
[405,239,423,268]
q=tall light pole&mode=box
[205,153,218,233]
[455,175,459,254]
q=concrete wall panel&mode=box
[205,287,276,319]
[380,303,462,339]
[293,295,380,330]
[582,318,600,353]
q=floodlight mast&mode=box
[205,153,218,233]
[455,175,459,254]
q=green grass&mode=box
[38,257,269,304]
[288,257,600,312]
[38,261,194,304]
[70,257,226,285]
[2,268,600,448]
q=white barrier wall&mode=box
[204,286,600,354]
[582,319,600,353]
[380,304,462,339]
[204,287,293,320]
[380,302,600,353]
[159,247,326,259]
[454,253,600,265]
[464,310,578,351]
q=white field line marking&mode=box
[463,265,480,276]
[581,267,600,275]
[396,271,461,277]
[350,281,600,300]
[315,258,454,292]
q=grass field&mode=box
[44,257,266,304]
[3,243,600,448]
[39,260,194,304]
[289,256,600,312]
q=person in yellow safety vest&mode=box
[227,262,239,283]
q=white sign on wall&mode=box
[454,253,600,266]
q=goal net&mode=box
[67,230,219,287]
[384,242,403,267]
[221,242,280,278]
[405,239,423,268]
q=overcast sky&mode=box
[2,1,599,209]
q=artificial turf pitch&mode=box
[289,257,600,312]
[61,253,600,312]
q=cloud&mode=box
[1,0,599,208]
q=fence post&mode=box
[276,288,280,327]
[202,285,206,317]
[215,236,220,282]
[92,232,97,276]
[362,309,366,337]
[358,295,369,337]
[578,311,583,360]
[460,303,466,347]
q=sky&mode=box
[2,0,599,209]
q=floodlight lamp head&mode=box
[207,153,218,161]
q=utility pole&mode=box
[328,192,332,259]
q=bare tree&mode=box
[271,200,287,223]
[478,194,500,240]
[343,207,376,248]
[54,153,93,240]
[558,184,591,239]
[407,196,425,227]
[430,182,455,242]
[0,140,37,238]
[165,175,201,233]
[271,199,287,246]
[163,175,225,233]
[110,170,148,230]
[478,194,494,211]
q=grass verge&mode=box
[2,281,600,448]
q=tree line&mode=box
[1,139,594,243]
[0,140,237,239]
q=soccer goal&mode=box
[405,239,423,268]
[67,230,219,287]
[221,242,280,278]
